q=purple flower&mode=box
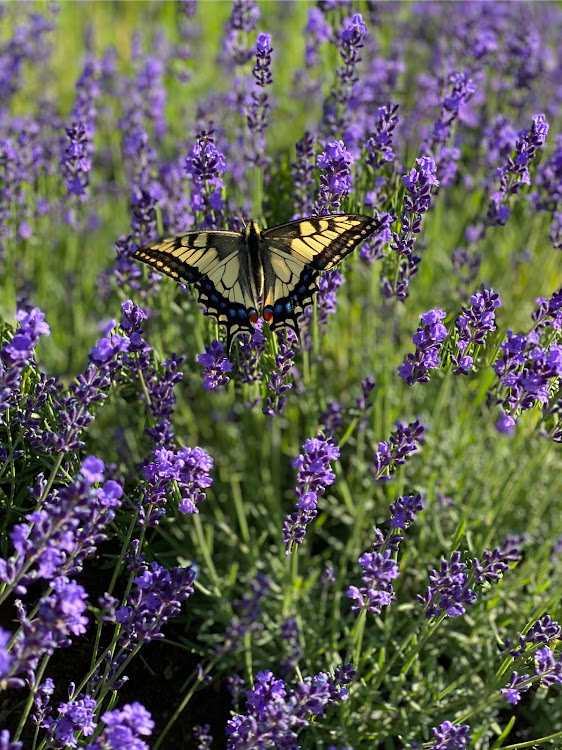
[428,720,471,750]
[304,7,331,68]
[500,670,531,705]
[417,551,478,618]
[283,435,340,554]
[236,321,267,384]
[472,536,523,583]
[371,419,426,480]
[0,627,13,680]
[197,339,233,391]
[185,130,227,227]
[92,702,154,750]
[114,558,196,651]
[347,550,398,615]
[506,614,561,658]
[487,114,549,226]
[398,308,448,385]
[225,666,354,749]
[0,731,22,750]
[42,694,97,746]
[279,618,302,679]
[0,456,122,594]
[452,286,501,374]
[387,494,425,529]
[142,445,213,521]
[315,140,354,214]
[535,646,562,688]
[263,331,296,415]
[384,157,439,301]
[220,1,260,66]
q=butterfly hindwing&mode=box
[133,230,259,349]
[260,214,382,335]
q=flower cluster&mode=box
[314,139,354,214]
[114,557,197,650]
[488,114,549,226]
[0,307,50,419]
[451,286,501,374]
[506,614,561,658]
[220,0,260,66]
[92,702,154,750]
[348,494,424,615]
[428,721,471,750]
[141,444,214,520]
[185,129,227,226]
[371,419,426,480]
[384,156,439,300]
[197,339,233,391]
[236,321,267,385]
[263,331,296,415]
[283,435,340,554]
[398,308,448,385]
[501,646,562,705]
[225,666,354,749]
[329,13,368,140]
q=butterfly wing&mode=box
[133,231,259,350]
[260,214,381,335]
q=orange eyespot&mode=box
[250,311,259,324]
[264,309,273,323]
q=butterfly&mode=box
[133,213,382,351]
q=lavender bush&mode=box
[1,2,561,748]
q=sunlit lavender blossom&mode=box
[283,435,340,554]
[114,558,196,650]
[314,139,353,214]
[398,308,448,385]
[263,331,296,416]
[91,702,154,750]
[384,156,439,300]
[418,551,478,618]
[428,720,471,750]
[387,493,425,529]
[488,113,549,226]
[347,549,399,615]
[501,670,531,705]
[371,419,426,480]
[60,122,92,201]
[0,730,22,750]
[0,455,122,593]
[185,129,227,227]
[197,339,233,391]
[320,398,344,438]
[359,210,394,264]
[472,536,523,583]
[142,444,213,519]
[225,666,354,749]
[219,573,271,655]
[8,576,89,686]
[452,286,500,374]
[0,307,50,419]
[142,353,186,449]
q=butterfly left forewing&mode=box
[133,230,259,350]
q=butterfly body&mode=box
[133,214,381,350]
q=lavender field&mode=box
[1,1,562,748]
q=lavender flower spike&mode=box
[398,308,448,385]
[283,434,340,554]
